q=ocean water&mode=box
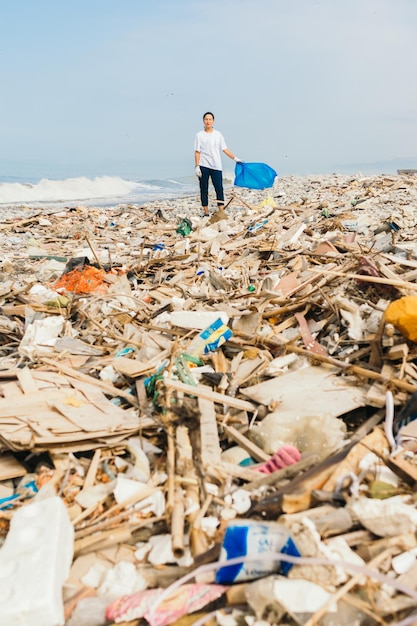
[0,170,236,210]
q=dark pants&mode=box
[199,166,224,207]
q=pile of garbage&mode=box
[1,173,417,625]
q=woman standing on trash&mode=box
[194,112,241,218]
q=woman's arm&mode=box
[223,148,241,162]
[195,150,200,166]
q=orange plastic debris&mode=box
[54,266,109,295]
[385,296,417,342]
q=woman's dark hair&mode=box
[203,111,214,119]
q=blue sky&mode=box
[1,0,416,180]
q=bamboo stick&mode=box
[171,485,185,558]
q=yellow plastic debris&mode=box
[385,296,417,342]
[257,193,276,209]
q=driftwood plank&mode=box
[164,379,257,412]
[16,368,39,393]
[198,394,222,467]
[40,358,140,408]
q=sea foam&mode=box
[0,175,151,205]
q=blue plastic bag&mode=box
[234,162,277,190]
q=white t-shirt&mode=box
[194,129,227,170]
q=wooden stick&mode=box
[75,485,158,539]
[309,266,417,291]
[80,310,144,349]
[71,496,108,527]
[164,379,257,412]
[166,423,176,514]
[171,485,185,558]
[222,424,269,463]
[207,460,261,482]
[82,449,101,491]
[342,593,385,625]
[74,517,161,556]
[284,344,417,394]
[85,234,103,269]
[75,508,135,538]
[227,193,256,211]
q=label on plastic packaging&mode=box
[186,318,233,357]
[215,520,300,584]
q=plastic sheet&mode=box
[106,583,228,625]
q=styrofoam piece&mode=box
[18,315,66,360]
[97,561,147,601]
[392,551,416,575]
[169,310,229,329]
[224,488,252,514]
[0,496,74,626]
[113,476,152,504]
[147,534,193,567]
[274,577,336,614]
[349,496,417,537]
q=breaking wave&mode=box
[0,175,197,208]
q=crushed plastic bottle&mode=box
[215,520,300,584]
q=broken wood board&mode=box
[0,453,27,480]
[240,364,366,420]
[0,369,140,452]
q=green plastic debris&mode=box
[181,353,203,367]
[247,285,256,293]
[175,354,197,386]
[45,295,70,308]
[368,480,399,500]
[144,363,168,412]
[176,217,192,237]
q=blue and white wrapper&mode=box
[215,520,300,584]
